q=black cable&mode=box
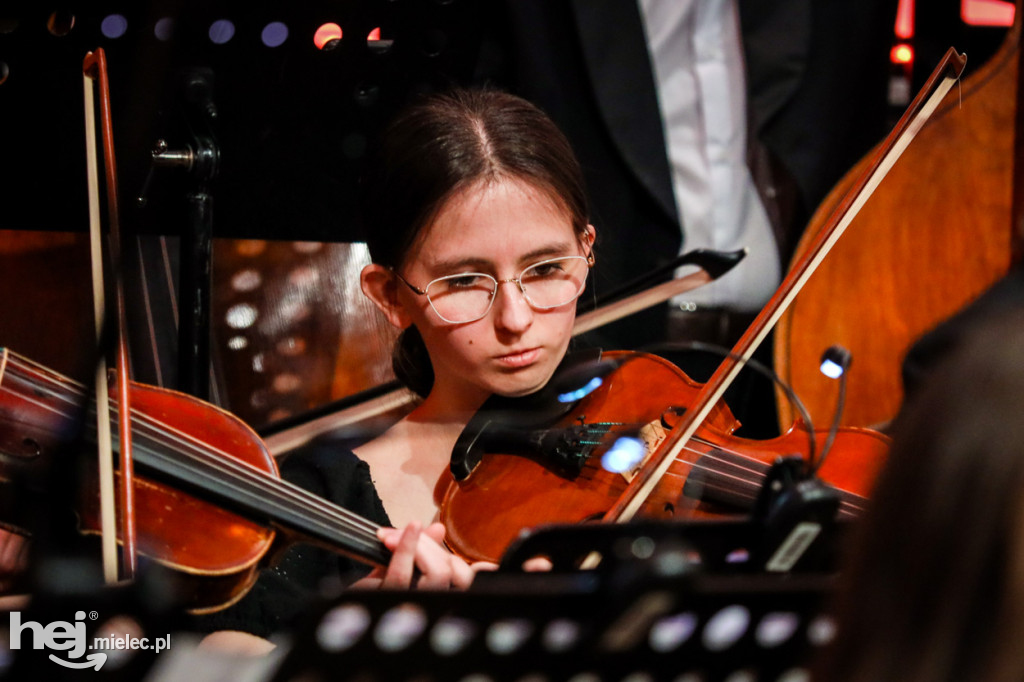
[815,345,853,476]
[640,340,818,474]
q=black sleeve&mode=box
[189,443,391,638]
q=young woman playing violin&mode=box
[198,87,595,646]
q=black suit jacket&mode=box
[477,0,896,348]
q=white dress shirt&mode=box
[638,0,780,312]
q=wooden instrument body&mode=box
[776,22,1019,429]
[0,352,276,611]
[441,352,888,564]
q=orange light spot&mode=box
[314,22,342,49]
[890,44,914,65]
[961,0,1015,26]
[895,0,915,38]
[368,27,381,41]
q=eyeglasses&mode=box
[394,255,592,324]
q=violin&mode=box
[439,350,889,563]
[0,348,389,612]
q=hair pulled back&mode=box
[359,88,589,396]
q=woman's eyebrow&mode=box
[427,242,578,275]
[517,242,578,264]
[426,256,492,274]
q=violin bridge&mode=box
[620,420,667,483]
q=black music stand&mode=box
[271,519,841,682]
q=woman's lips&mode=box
[496,347,541,368]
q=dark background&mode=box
[0,0,1013,429]
[0,0,486,243]
[0,0,1009,243]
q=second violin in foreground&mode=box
[0,348,391,612]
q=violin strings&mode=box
[574,421,866,515]
[124,418,383,550]
[573,421,777,477]
[575,419,807,471]
[4,355,387,561]
[124,413,386,544]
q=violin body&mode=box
[0,348,392,611]
[0,351,276,611]
[440,351,888,563]
[83,383,276,612]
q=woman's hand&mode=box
[351,521,497,590]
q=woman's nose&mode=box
[492,280,533,332]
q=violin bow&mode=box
[572,248,746,334]
[262,248,746,456]
[603,47,969,523]
[83,47,137,581]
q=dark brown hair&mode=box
[815,311,1024,682]
[359,88,590,396]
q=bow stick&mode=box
[83,47,137,581]
[263,247,746,456]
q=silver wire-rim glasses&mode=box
[393,254,592,324]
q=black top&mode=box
[190,443,391,638]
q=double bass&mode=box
[776,4,1022,430]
